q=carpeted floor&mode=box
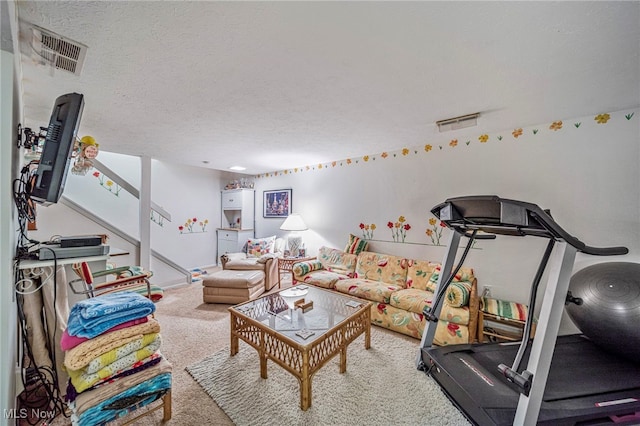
[187,327,470,426]
[51,273,470,425]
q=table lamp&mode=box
[280,213,308,257]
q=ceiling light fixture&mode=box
[436,112,480,132]
[229,166,246,171]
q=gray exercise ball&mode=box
[566,262,640,363]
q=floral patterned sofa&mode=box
[293,246,479,345]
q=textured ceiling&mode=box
[13,1,640,175]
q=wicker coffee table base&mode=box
[230,306,371,410]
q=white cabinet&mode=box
[217,189,255,264]
[217,229,254,262]
[220,189,254,230]
[222,191,242,209]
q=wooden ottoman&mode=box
[202,270,265,304]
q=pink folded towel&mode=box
[61,316,149,351]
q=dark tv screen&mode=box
[30,92,84,205]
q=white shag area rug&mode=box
[186,328,471,426]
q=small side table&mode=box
[277,256,315,288]
[479,297,536,343]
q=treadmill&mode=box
[417,195,640,425]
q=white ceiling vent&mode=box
[30,25,87,76]
[436,113,480,132]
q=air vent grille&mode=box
[436,113,480,132]
[31,25,87,76]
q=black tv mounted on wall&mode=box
[30,92,84,205]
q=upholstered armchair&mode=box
[220,237,285,291]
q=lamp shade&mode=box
[280,213,308,231]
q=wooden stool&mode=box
[479,297,536,343]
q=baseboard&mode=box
[155,264,221,289]
[159,278,193,289]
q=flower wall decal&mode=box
[93,171,122,196]
[251,110,636,179]
[426,217,446,246]
[359,223,376,240]
[549,121,563,131]
[387,216,411,242]
[150,211,164,227]
[178,217,209,234]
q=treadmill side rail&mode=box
[514,242,577,425]
[416,230,462,369]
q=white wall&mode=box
[30,154,228,285]
[254,108,640,332]
[150,160,221,269]
[0,48,19,426]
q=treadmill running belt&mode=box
[472,335,640,402]
[425,335,640,425]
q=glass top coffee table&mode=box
[229,285,372,410]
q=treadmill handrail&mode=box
[431,195,628,256]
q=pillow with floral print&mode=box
[246,236,276,258]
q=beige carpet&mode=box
[187,327,471,426]
[50,274,469,425]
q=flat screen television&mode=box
[30,92,84,205]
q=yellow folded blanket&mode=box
[68,333,161,393]
[64,318,160,371]
[71,356,172,415]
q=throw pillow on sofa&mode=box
[406,260,438,291]
[292,260,324,276]
[246,236,276,258]
[344,234,368,255]
[446,281,472,308]
[318,246,358,277]
[427,265,475,292]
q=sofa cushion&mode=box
[297,270,344,289]
[354,252,408,288]
[434,319,470,346]
[371,302,469,344]
[371,302,425,339]
[256,253,278,264]
[317,246,357,277]
[440,304,471,326]
[223,257,266,271]
[406,260,438,291]
[344,234,368,255]
[246,236,276,258]
[334,278,401,304]
[389,288,434,314]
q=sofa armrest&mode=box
[467,278,479,343]
[292,260,325,277]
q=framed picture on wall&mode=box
[263,189,292,218]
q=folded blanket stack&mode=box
[62,291,172,426]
